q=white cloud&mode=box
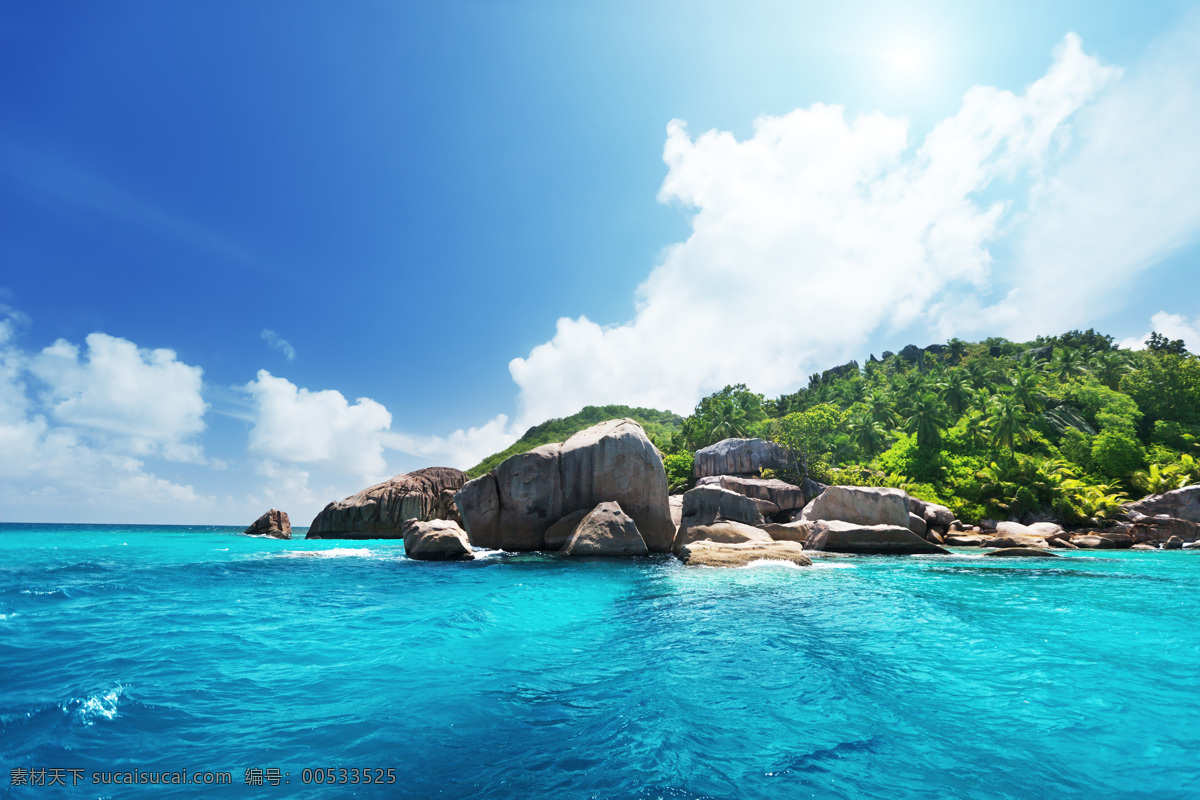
[383,413,514,470]
[28,333,208,462]
[508,33,1119,426]
[243,370,392,480]
[0,312,210,520]
[1119,311,1200,351]
[261,329,296,361]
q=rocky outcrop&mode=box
[1071,532,1134,549]
[1129,516,1200,544]
[758,520,812,543]
[695,475,807,518]
[673,520,772,552]
[307,467,465,539]
[455,419,674,553]
[669,495,684,532]
[693,438,791,478]
[402,519,474,561]
[907,512,927,538]
[945,534,988,547]
[807,520,949,555]
[677,540,812,568]
[543,508,589,551]
[560,502,649,557]
[984,547,1061,558]
[1164,535,1184,550]
[675,485,764,546]
[802,486,911,529]
[244,508,291,539]
[1124,485,1200,522]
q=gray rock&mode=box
[402,519,474,561]
[673,520,773,553]
[807,520,950,555]
[677,485,765,542]
[456,418,673,553]
[1124,485,1200,524]
[244,508,291,539]
[543,508,589,551]
[1164,536,1184,550]
[561,502,649,557]
[677,540,812,568]
[695,475,807,513]
[307,467,465,539]
[668,494,684,532]
[907,512,928,538]
[802,485,911,528]
[758,520,812,543]
[693,438,792,478]
[923,503,955,528]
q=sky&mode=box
[3,1,1200,524]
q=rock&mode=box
[1164,536,1184,550]
[560,502,649,557]
[987,531,1052,549]
[676,485,765,543]
[996,521,1038,538]
[949,519,965,532]
[923,503,955,528]
[1028,522,1065,538]
[307,467,465,539]
[800,478,828,505]
[988,345,1002,357]
[801,486,911,528]
[677,540,812,568]
[693,438,792,478]
[244,508,291,539]
[807,520,950,555]
[1021,345,1053,362]
[456,419,673,552]
[927,529,945,545]
[945,534,987,546]
[907,512,928,538]
[695,475,807,514]
[758,520,812,543]
[1047,536,1078,549]
[1129,516,1200,544]
[402,519,474,561]
[668,495,684,532]
[1185,540,1200,549]
[1072,535,1117,549]
[1131,543,1158,551]
[1124,484,1200,522]
[984,547,1061,558]
[673,520,772,553]
[543,508,589,551]
[898,344,922,363]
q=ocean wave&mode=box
[63,685,124,726]
[278,548,375,559]
[742,558,806,570]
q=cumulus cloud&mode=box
[1119,311,1200,351]
[0,311,209,520]
[29,333,208,462]
[383,413,515,470]
[508,33,1121,426]
[261,329,295,361]
[243,370,392,480]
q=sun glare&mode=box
[888,45,924,77]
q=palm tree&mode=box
[987,393,1029,454]
[1052,349,1088,382]
[865,389,898,428]
[904,392,948,450]
[1090,350,1132,391]
[1132,463,1187,496]
[708,398,749,440]
[1009,367,1045,413]
[946,338,967,365]
[938,368,972,418]
[847,415,889,458]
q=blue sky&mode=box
[3,1,1200,524]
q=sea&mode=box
[1,522,1197,799]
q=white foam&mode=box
[68,685,123,725]
[810,561,858,569]
[279,548,374,559]
[742,558,806,569]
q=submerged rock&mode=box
[244,508,291,539]
[807,520,949,555]
[677,540,812,568]
[456,419,674,553]
[560,502,649,557]
[307,467,465,539]
[402,519,474,561]
[984,547,1061,558]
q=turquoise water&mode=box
[1,524,1198,799]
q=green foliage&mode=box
[466,405,683,478]
[662,452,695,494]
[1090,429,1145,482]
[678,384,767,451]
[769,403,847,481]
[1152,420,1200,451]
[1122,352,1200,427]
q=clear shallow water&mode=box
[1,524,1198,799]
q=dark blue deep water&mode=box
[1,523,1198,799]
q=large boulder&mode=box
[543,508,589,551]
[1129,516,1200,544]
[907,512,928,538]
[402,519,474,561]
[807,520,950,555]
[945,534,988,547]
[455,419,674,552]
[244,508,291,539]
[758,520,812,543]
[669,495,684,532]
[677,540,812,568]
[674,520,772,553]
[307,467,465,539]
[801,486,911,528]
[1124,485,1200,522]
[560,502,649,557]
[693,438,792,478]
[676,485,764,543]
[695,475,807,518]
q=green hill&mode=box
[466,405,684,478]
